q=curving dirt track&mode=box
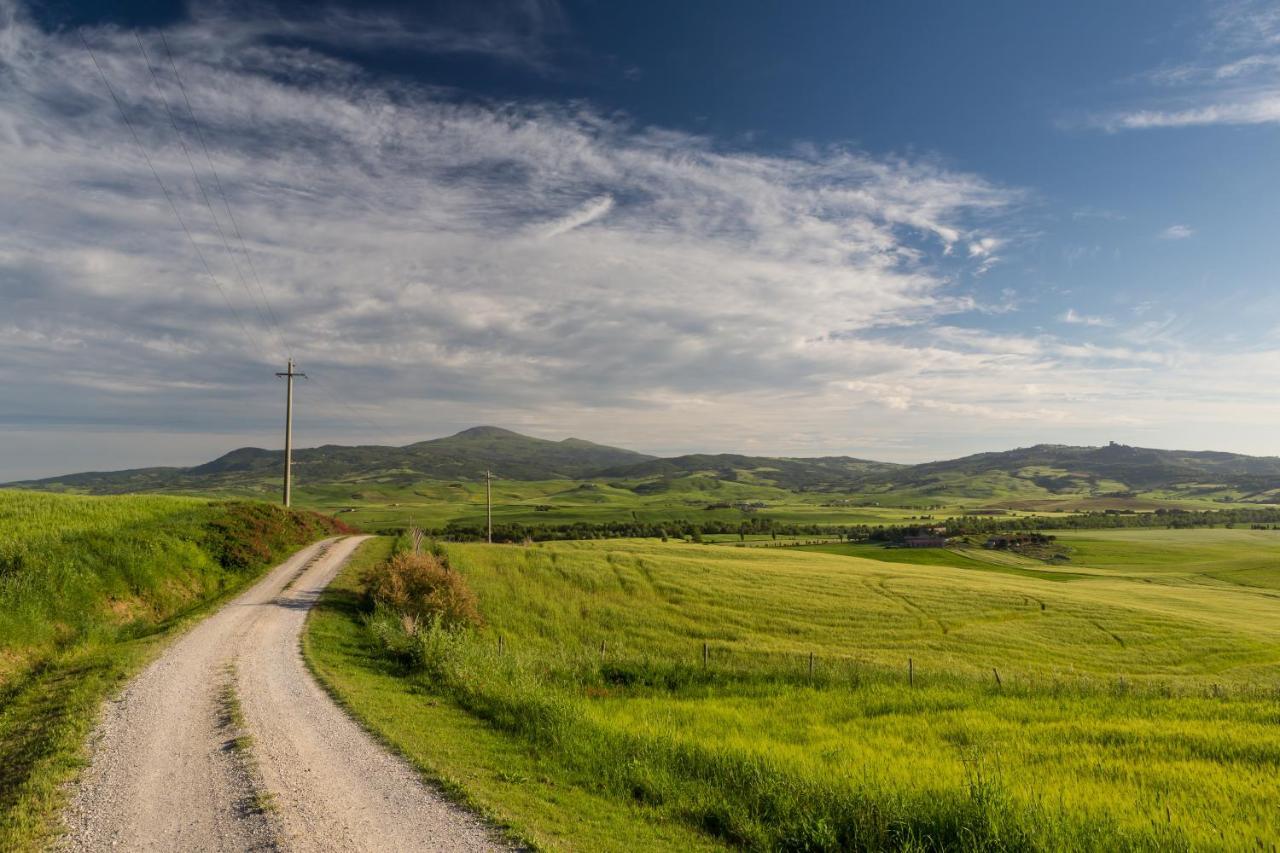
[60,536,505,852]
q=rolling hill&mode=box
[596,453,903,490]
[847,442,1280,503]
[7,427,653,494]
[9,431,1280,505]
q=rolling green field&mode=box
[0,490,347,851]
[308,529,1280,850]
[288,474,1246,535]
[290,476,952,532]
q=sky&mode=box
[3,0,1280,480]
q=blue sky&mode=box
[2,0,1280,479]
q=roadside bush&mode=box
[363,550,481,631]
[204,501,353,572]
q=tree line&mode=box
[412,505,1280,543]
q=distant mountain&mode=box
[845,442,1280,502]
[596,442,1280,500]
[9,433,1280,503]
[7,426,654,494]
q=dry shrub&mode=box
[365,550,482,630]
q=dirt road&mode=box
[61,537,504,852]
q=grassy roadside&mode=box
[0,491,349,851]
[302,536,726,852]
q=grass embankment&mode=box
[0,489,349,851]
[307,532,1280,850]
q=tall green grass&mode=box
[0,489,349,850]
[346,532,1280,850]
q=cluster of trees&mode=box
[944,506,1280,535]
[416,505,1280,543]
[437,516,797,543]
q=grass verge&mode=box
[302,536,726,852]
[0,491,347,851]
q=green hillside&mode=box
[6,427,653,495]
[307,530,1280,850]
[9,431,1280,519]
[853,442,1280,503]
[596,453,903,490]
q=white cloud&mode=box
[966,237,1003,258]
[537,194,615,238]
[1097,1,1280,130]
[1103,95,1280,130]
[1061,308,1112,327]
[1159,224,1195,240]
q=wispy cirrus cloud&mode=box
[1095,0,1280,130]
[3,0,1279,478]
[538,194,615,238]
[0,0,1034,474]
[1061,308,1112,327]
[1159,224,1195,240]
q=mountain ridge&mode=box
[8,431,1280,501]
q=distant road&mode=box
[61,537,504,852]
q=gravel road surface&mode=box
[61,536,504,852]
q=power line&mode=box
[157,30,294,360]
[133,31,280,356]
[79,30,266,362]
[307,371,403,446]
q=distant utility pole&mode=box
[485,468,493,543]
[275,358,305,507]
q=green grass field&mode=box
[0,490,347,851]
[308,529,1280,850]
[279,466,1270,536]
[290,475,956,532]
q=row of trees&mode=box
[414,505,1280,543]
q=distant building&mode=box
[903,535,948,548]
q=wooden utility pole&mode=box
[275,358,305,506]
[485,468,493,543]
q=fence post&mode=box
[600,639,606,659]
[702,642,708,668]
[809,651,814,679]
[992,667,1002,688]
[909,657,914,687]
[498,634,504,656]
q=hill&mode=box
[848,441,1280,503]
[8,427,654,494]
[9,432,1280,506]
[597,453,903,490]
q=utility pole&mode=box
[485,468,493,543]
[275,358,305,507]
